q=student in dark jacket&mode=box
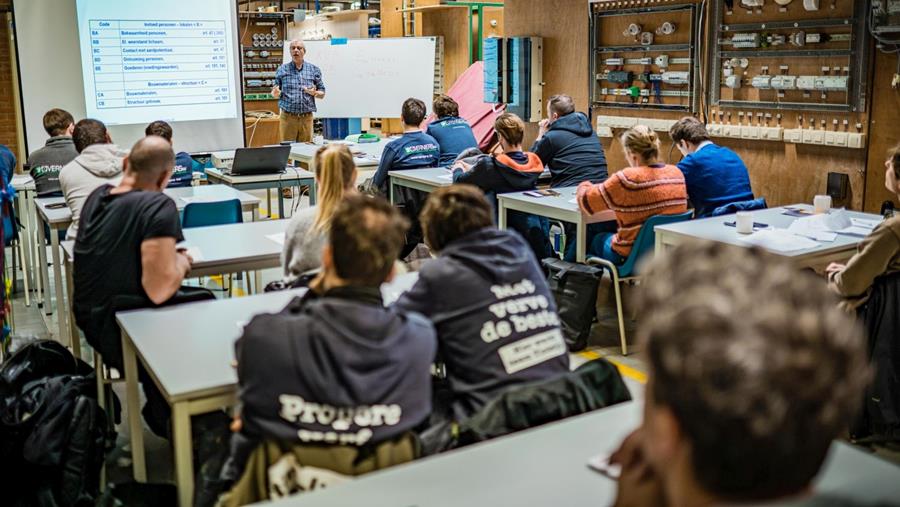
[372,98,440,195]
[452,112,552,259]
[426,94,478,166]
[26,108,79,196]
[235,194,437,453]
[145,120,203,188]
[531,94,608,188]
[669,116,755,218]
[395,185,569,421]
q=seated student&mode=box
[282,144,356,281]
[576,126,687,263]
[73,135,197,436]
[426,94,478,166]
[452,112,552,259]
[26,108,78,197]
[531,94,608,188]
[222,195,436,505]
[145,120,203,188]
[394,185,568,421]
[610,241,868,507]
[371,98,440,195]
[828,145,900,310]
[59,118,126,239]
[669,116,756,217]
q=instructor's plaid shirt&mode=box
[274,61,325,114]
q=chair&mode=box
[181,199,245,294]
[586,211,692,355]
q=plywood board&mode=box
[420,7,471,92]
[863,50,900,212]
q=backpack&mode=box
[541,258,603,351]
[0,340,115,506]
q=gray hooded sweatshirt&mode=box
[59,143,126,239]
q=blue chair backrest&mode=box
[618,211,693,277]
[182,199,243,228]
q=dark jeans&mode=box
[563,221,618,262]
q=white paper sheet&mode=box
[437,173,453,181]
[568,198,577,204]
[851,217,881,230]
[266,232,286,246]
[180,196,222,205]
[786,219,838,242]
[738,229,820,252]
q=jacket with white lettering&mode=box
[236,287,437,446]
[394,227,570,420]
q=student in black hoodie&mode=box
[395,185,569,421]
[235,194,437,448]
[452,113,553,259]
[531,94,608,188]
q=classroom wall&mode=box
[0,1,21,167]
[503,0,898,212]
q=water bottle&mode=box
[550,224,563,253]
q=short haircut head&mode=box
[494,113,525,146]
[547,94,575,117]
[638,241,869,502]
[401,98,427,126]
[72,119,108,153]
[128,135,175,179]
[145,120,173,143]
[420,185,493,252]
[432,94,459,118]
[619,125,660,161]
[43,109,74,137]
[669,116,711,145]
[329,195,409,286]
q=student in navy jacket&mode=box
[394,185,569,421]
[145,120,203,187]
[426,94,478,166]
[372,98,440,195]
[669,117,755,218]
[452,112,552,259]
[531,94,608,188]
[235,194,437,451]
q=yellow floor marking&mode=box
[578,350,647,384]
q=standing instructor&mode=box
[272,39,326,143]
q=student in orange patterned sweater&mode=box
[576,125,688,263]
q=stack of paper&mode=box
[738,229,820,252]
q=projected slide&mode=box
[76,1,239,126]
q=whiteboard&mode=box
[282,37,436,118]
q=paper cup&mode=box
[736,211,754,234]
[814,195,832,214]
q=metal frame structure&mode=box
[589,2,700,113]
[707,0,871,113]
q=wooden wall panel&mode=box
[420,7,471,92]
[864,50,900,212]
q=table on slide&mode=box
[387,167,453,204]
[204,166,316,219]
[261,400,900,507]
[116,273,419,507]
[497,187,615,262]
[88,20,230,110]
[35,185,260,344]
[61,218,289,360]
[654,204,883,268]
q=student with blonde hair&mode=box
[575,125,688,263]
[282,144,357,280]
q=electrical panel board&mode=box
[589,2,700,112]
[483,36,544,123]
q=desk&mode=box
[497,187,616,263]
[654,205,883,269]
[387,167,452,204]
[11,174,37,307]
[263,401,900,507]
[287,139,386,169]
[204,167,316,219]
[37,185,261,343]
[117,273,418,507]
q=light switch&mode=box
[847,133,866,149]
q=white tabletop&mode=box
[116,273,419,402]
[35,184,261,225]
[11,173,35,191]
[289,139,388,167]
[263,400,900,506]
[654,205,882,259]
[498,186,617,224]
[388,167,453,186]
[180,219,288,276]
[205,166,315,185]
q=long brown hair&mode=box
[313,144,356,232]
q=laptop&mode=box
[224,146,291,176]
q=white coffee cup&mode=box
[736,211,754,234]
[814,194,832,214]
